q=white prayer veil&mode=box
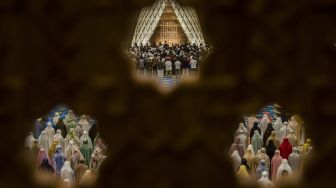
[276,159,293,180]
[61,161,74,182]
[258,171,273,187]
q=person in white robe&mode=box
[61,161,74,183]
[38,131,49,151]
[25,132,35,150]
[258,171,274,187]
[276,159,293,180]
[273,117,283,136]
[286,130,298,147]
[45,122,55,148]
[288,116,302,144]
[259,114,270,138]
[231,150,241,172]
[78,115,92,132]
[53,112,60,126]
[278,122,293,144]
[236,130,248,152]
[288,147,301,176]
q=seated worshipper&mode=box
[278,122,293,144]
[230,138,244,158]
[252,130,263,154]
[231,150,241,172]
[243,147,257,173]
[53,129,65,149]
[256,160,268,179]
[64,110,77,133]
[266,140,277,161]
[55,118,67,138]
[80,137,93,167]
[39,158,55,174]
[65,128,80,148]
[236,130,248,152]
[250,122,261,142]
[237,159,251,179]
[288,147,302,176]
[78,115,92,132]
[38,131,49,152]
[61,161,74,183]
[271,150,283,181]
[45,122,56,149]
[263,123,275,146]
[259,113,271,137]
[54,145,65,176]
[287,130,298,147]
[266,131,280,148]
[80,131,93,148]
[25,132,35,151]
[279,138,292,159]
[75,158,88,185]
[276,159,293,181]
[258,171,274,187]
[273,117,283,136]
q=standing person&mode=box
[259,114,270,138]
[258,171,274,187]
[256,160,268,179]
[61,161,75,183]
[75,158,88,185]
[138,57,145,75]
[54,145,65,176]
[164,58,172,78]
[279,138,292,159]
[174,58,181,78]
[243,147,256,173]
[252,130,263,154]
[266,140,277,161]
[39,131,49,151]
[278,122,293,144]
[237,159,250,179]
[263,123,275,146]
[231,150,241,172]
[230,138,244,158]
[80,137,93,167]
[45,122,56,148]
[247,116,258,135]
[276,159,293,181]
[273,117,283,136]
[266,131,280,148]
[33,118,44,139]
[190,56,197,76]
[152,56,158,76]
[287,130,298,147]
[236,130,248,152]
[288,147,301,176]
[271,150,283,181]
[250,122,261,142]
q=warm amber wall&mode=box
[0,0,336,188]
[150,3,188,45]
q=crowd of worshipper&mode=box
[230,113,313,187]
[128,42,210,78]
[24,110,107,187]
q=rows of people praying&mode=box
[128,42,210,78]
[24,107,107,187]
[230,113,313,187]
